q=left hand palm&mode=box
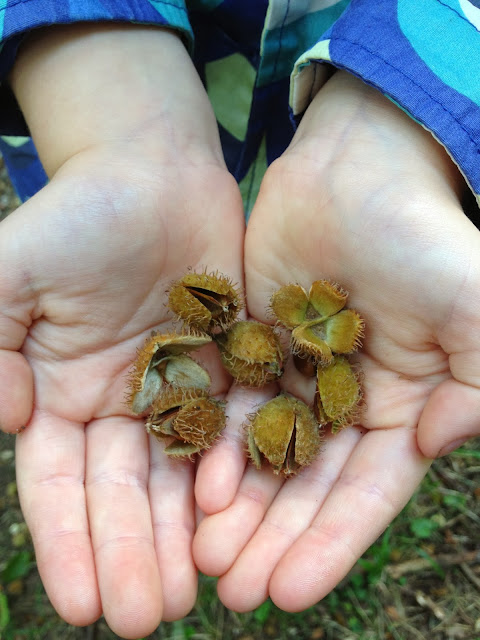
[0,146,245,636]
[193,72,480,612]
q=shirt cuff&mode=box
[290,0,480,205]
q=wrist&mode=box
[10,23,223,176]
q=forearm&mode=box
[9,23,222,177]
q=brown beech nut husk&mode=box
[146,386,226,457]
[291,309,364,365]
[127,331,212,414]
[247,394,322,476]
[216,320,284,387]
[168,271,242,333]
[270,283,311,329]
[271,280,364,366]
[270,280,348,329]
[314,356,363,433]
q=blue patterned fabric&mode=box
[1,0,480,213]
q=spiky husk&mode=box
[248,395,295,471]
[293,401,324,469]
[291,323,333,365]
[324,310,364,354]
[173,396,226,449]
[308,280,348,318]
[146,387,206,436]
[128,368,163,415]
[217,321,284,387]
[219,353,282,386]
[247,395,322,475]
[247,428,263,469]
[290,306,364,365]
[146,386,226,456]
[168,271,242,332]
[168,285,212,331]
[270,280,349,330]
[270,284,309,329]
[315,356,363,432]
[163,441,202,458]
[126,331,211,414]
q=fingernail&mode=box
[437,437,470,458]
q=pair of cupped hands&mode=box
[1,25,479,639]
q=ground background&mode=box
[0,159,479,640]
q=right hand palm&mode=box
[193,72,480,615]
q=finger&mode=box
[0,351,33,432]
[216,426,363,612]
[195,384,278,514]
[0,217,35,432]
[418,377,480,458]
[15,410,101,626]
[86,417,162,639]
[148,435,197,621]
[193,464,283,577]
[269,426,430,612]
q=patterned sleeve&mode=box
[290,0,480,205]
[0,0,192,200]
[0,0,192,135]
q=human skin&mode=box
[194,71,480,613]
[0,24,245,638]
[3,21,480,632]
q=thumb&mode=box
[417,376,480,458]
[0,214,35,433]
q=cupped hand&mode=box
[193,71,480,613]
[0,143,244,636]
[0,24,247,638]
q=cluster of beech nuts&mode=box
[127,271,364,475]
